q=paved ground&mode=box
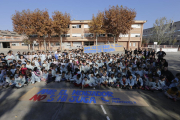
[0,50,180,120]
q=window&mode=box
[107,34,114,37]
[131,24,141,28]
[61,34,70,37]
[131,34,140,37]
[84,33,93,37]
[0,38,5,40]
[98,34,105,37]
[6,38,12,40]
[12,43,19,46]
[84,24,89,28]
[34,43,39,46]
[55,42,60,46]
[72,25,81,28]
[21,43,28,46]
[51,43,54,46]
[119,34,128,37]
[72,34,81,37]
[133,43,136,46]
[14,38,20,40]
[129,43,131,46]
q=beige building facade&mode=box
[0,20,146,50]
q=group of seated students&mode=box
[0,47,180,101]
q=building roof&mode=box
[0,30,21,37]
[71,20,147,24]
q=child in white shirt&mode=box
[109,74,116,87]
[89,73,96,89]
[66,71,72,82]
[134,74,143,89]
[95,74,102,88]
[55,71,61,82]
[159,76,168,90]
[82,76,90,89]
[74,74,82,87]
[101,72,109,87]
[15,74,26,88]
[120,75,129,89]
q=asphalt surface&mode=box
[0,50,180,120]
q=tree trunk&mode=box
[33,41,34,51]
[96,33,97,45]
[60,35,62,51]
[114,36,115,44]
[44,37,46,51]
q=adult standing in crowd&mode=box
[156,48,166,62]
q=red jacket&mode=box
[21,67,27,75]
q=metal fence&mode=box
[148,45,179,48]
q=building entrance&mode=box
[2,42,10,48]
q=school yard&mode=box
[0,49,180,120]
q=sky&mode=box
[0,0,180,31]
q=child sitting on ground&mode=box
[55,71,61,82]
[120,75,129,89]
[41,70,48,81]
[159,76,168,91]
[66,71,72,82]
[108,74,116,87]
[101,72,108,87]
[82,76,90,89]
[46,69,52,84]
[74,74,82,87]
[15,74,26,88]
[9,76,16,88]
[134,74,143,89]
[95,74,102,88]
[165,87,180,101]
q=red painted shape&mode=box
[29,94,47,101]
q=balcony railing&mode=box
[0,37,21,40]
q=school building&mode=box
[0,20,146,50]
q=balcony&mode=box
[0,37,21,41]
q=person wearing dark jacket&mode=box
[138,48,142,54]
[124,47,128,54]
[156,48,166,62]
[161,67,175,86]
[134,48,137,55]
[151,49,156,58]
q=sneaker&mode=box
[93,87,95,89]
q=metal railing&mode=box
[148,45,179,48]
[0,37,21,40]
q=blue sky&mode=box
[0,0,179,31]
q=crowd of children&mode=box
[0,47,180,101]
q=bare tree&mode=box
[150,17,176,45]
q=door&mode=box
[2,42,10,48]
